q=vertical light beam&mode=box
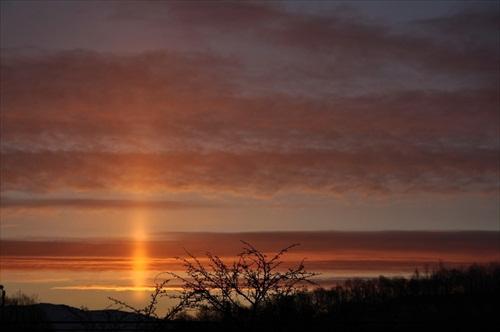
[131,209,149,298]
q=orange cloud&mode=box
[2,232,498,276]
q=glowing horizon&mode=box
[2,230,499,308]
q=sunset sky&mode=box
[1,1,499,310]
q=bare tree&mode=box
[108,277,188,322]
[166,241,319,323]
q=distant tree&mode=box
[4,289,39,306]
[0,290,48,331]
[165,241,319,324]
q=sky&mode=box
[1,0,499,310]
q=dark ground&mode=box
[1,293,498,332]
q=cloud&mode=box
[1,3,498,199]
[1,147,497,196]
[156,2,499,83]
[2,231,498,275]
[52,285,159,292]
[0,196,221,210]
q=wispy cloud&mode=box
[0,196,221,210]
[1,54,497,197]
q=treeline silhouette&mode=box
[169,262,500,331]
[258,262,500,331]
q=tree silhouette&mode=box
[165,241,319,324]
